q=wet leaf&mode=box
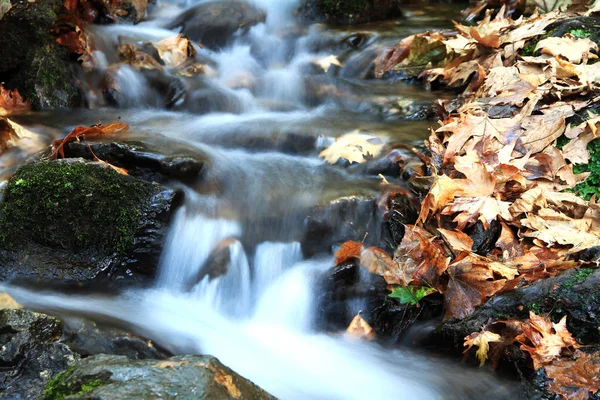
[345,312,375,340]
[545,350,600,400]
[464,329,503,366]
[154,35,197,68]
[535,36,598,64]
[389,285,436,306]
[334,241,363,265]
[51,122,129,159]
[319,131,384,164]
[444,253,507,320]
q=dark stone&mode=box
[300,0,402,25]
[0,308,79,400]
[0,308,171,400]
[423,268,600,358]
[0,0,81,110]
[166,0,266,50]
[0,159,178,286]
[466,220,501,256]
[63,141,206,184]
[90,0,148,23]
[61,319,171,360]
[301,195,382,257]
[43,354,276,400]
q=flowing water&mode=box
[1,1,520,398]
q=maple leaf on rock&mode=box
[392,225,450,288]
[444,252,507,320]
[464,329,503,366]
[535,36,598,64]
[335,241,363,265]
[515,312,579,369]
[545,350,600,400]
[345,312,375,340]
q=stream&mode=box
[2,0,521,398]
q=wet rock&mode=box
[63,141,206,184]
[301,195,382,257]
[0,307,171,400]
[0,0,81,110]
[424,268,600,356]
[300,0,402,25]
[0,308,79,400]
[90,0,148,23]
[466,220,501,256]
[166,0,266,50]
[61,318,170,360]
[43,353,276,400]
[0,159,177,286]
[101,67,187,109]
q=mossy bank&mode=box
[0,159,177,285]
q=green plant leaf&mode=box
[389,286,436,305]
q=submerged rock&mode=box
[166,0,266,50]
[0,0,80,110]
[0,159,177,286]
[300,0,402,25]
[43,354,275,400]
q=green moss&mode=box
[0,160,155,255]
[321,0,368,16]
[572,140,600,200]
[570,28,592,38]
[44,369,106,400]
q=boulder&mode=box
[0,306,170,400]
[43,354,276,400]
[0,0,80,110]
[0,159,177,286]
[0,308,79,400]
[166,0,266,50]
[300,0,402,25]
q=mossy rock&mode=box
[43,354,276,400]
[300,0,402,25]
[0,0,80,109]
[0,159,176,284]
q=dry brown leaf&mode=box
[515,312,579,369]
[438,228,473,252]
[417,174,461,224]
[346,312,375,340]
[0,293,22,310]
[154,35,197,67]
[535,36,598,64]
[464,329,503,366]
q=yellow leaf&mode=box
[345,312,375,341]
[319,131,384,164]
[464,329,503,366]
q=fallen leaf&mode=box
[51,122,129,159]
[546,350,600,400]
[346,312,375,340]
[393,225,450,288]
[335,241,363,265]
[464,329,503,366]
[0,293,22,310]
[319,131,384,164]
[313,55,342,72]
[535,36,598,64]
[389,285,436,305]
[515,312,579,369]
[438,228,473,252]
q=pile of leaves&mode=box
[337,4,600,398]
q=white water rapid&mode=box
[2,0,520,398]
